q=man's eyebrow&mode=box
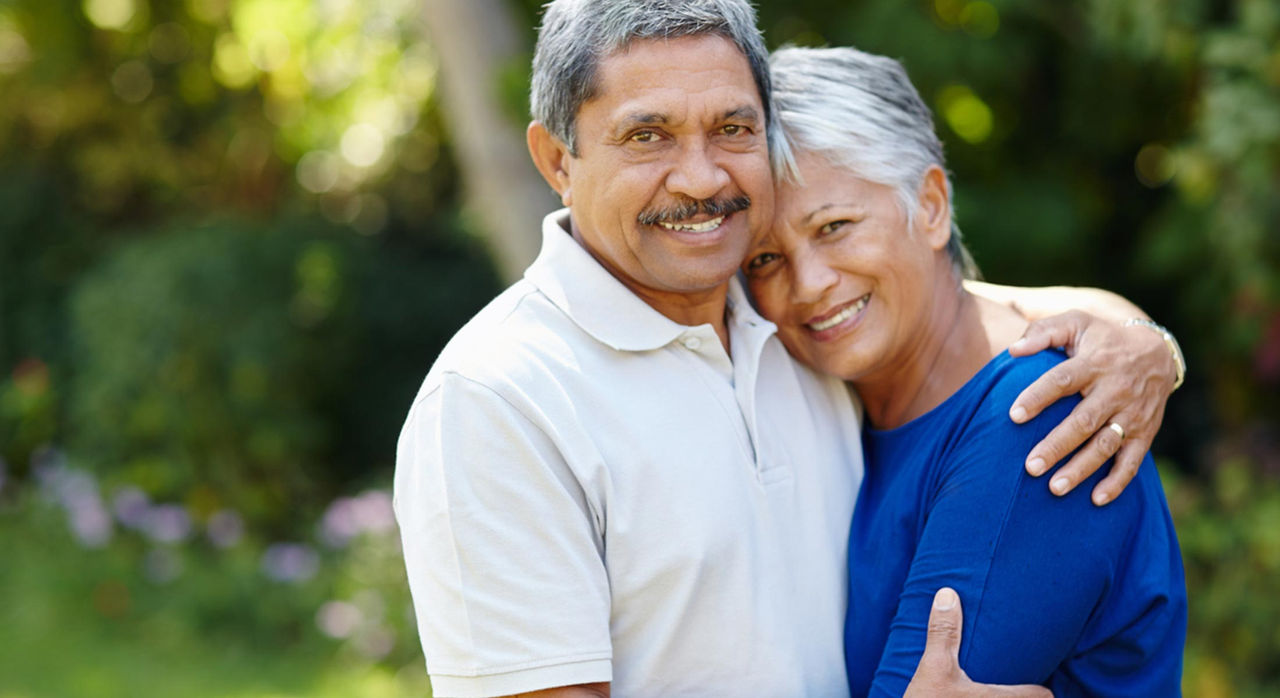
[611,106,761,136]
[720,106,761,123]
[613,112,670,135]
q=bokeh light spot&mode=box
[248,29,291,72]
[213,34,257,89]
[13,358,50,397]
[1173,150,1218,204]
[1135,143,1177,188]
[938,84,994,144]
[148,22,191,63]
[340,123,386,168]
[185,0,229,24]
[961,2,1000,38]
[396,44,437,102]
[111,60,154,104]
[83,0,136,30]
[934,0,965,26]
[297,150,341,193]
[317,600,363,638]
[0,19,32,74]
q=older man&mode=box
[394,1,1178,696]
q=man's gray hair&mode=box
[530,0,775,157]
[769,46,980,280]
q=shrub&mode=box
[66,216,499,532]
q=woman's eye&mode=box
[819,220,850,236]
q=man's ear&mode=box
[916,165,952,252]
[527,121,574,207]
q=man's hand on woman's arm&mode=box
[966,282,1182,505]
[907,589,1051,698]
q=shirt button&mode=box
[682,336,701,350]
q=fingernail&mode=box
[1051,477,1070,495]
[934,588,957,611]
[1093,491,1110,506]
[1010,405,1027,422]
[1026,457,1046,476]
[1011,338,1027,351]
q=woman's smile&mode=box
[805,293,871,335]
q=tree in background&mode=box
[0,0,502,523]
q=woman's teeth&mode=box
[808,295,869,331]
[658,216,724,233]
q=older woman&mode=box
[744,47,1187,696]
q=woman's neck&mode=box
[856,273,1027,430]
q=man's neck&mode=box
[626,281,733,351]
[563,219,734,351]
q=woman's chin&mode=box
[790,342,876,383]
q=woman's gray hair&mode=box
[769,46,980,280]
[530,0,776,157]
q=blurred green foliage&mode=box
[0,0,1277,695]
[1165,461,1280,697]
[65,218,496,532]
[0,0,502,506]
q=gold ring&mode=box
[1106,422,1125,441]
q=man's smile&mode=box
[657,216,725,233]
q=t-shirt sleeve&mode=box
[867,360,1184,697]
[393,372,613,697]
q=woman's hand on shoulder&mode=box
[1006,310,1179,506]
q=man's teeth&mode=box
[808,295,869,331]
[658,216,724,233]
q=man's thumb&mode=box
[922,587,963,666]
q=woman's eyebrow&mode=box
[804,203,837,226]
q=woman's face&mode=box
[743,152,949,381]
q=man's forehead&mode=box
[586,35,764,118]
[598,34,754,77]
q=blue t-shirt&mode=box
[844,350,1186,697]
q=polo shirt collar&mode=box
[525,209,691,352]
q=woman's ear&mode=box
[527,121,573,207]
[916,165,952,251]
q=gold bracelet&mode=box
[1124,318,1185,390]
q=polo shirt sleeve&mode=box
[394,371,612,697]
[866,364,1185,696]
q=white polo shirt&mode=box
[395,210,864,697]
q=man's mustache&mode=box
[637,195,751,226]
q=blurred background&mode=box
[0,0,1276,695]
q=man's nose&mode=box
[665,141,730,201]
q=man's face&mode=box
[559,35,774,309]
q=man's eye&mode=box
[629,130,660,143]
[721,124,750,136]
[746,252,779,272]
